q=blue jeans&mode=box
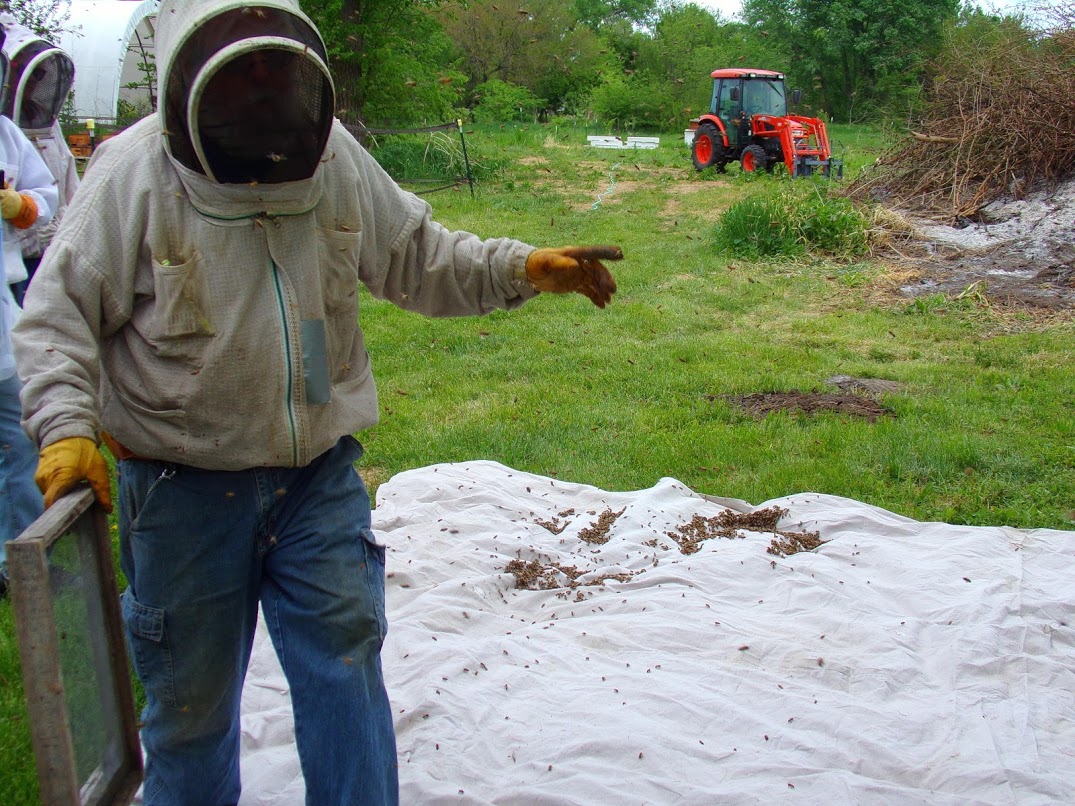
[0,373,43,577]
[118,436,398,805]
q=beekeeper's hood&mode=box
[156,0,335,185]
[0,17,74,133]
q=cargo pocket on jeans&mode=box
[359,528,387,642]
[121,590,177,708]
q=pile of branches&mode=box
[847,8,1075,221]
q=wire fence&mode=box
[343,120,475,197]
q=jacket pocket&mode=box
[316,228,362,315]
[149,254,215,340]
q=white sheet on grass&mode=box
[236,460,1075,804]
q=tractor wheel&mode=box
[691,123,726,172]
[740,144,769,174]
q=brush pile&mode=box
[847,6,1075,222]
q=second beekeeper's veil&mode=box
[0,28,9,114]
[160,1,334,184]
[0,19,73,132]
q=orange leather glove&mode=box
[0,185,38,229]
[524,245,622,308]
[34,437,113,512]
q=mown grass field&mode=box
[365,121,1073,528]
[2,121,1072,802]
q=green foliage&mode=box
[741,0,961,122]
[301,0,464,126]
[115,98,153,128]
[438,0,608,114]
[587,74,676,129]
[573,0,658,30]
[712,180,871,259]
[471,80,546,123]
[0,0,74,39]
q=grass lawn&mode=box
[2,120,1072,801]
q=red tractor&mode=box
[688,68,842,178]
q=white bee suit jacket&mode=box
[16,122,79,258]
[13,0,536,468]
[0,115,56,380]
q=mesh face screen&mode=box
[4,39,49,117]
[19,53,74,128]
[165,7,331,181]
[0,52,8,112]
[194,48,333,184]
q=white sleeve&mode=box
[4,118,58,225]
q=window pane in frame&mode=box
[8,487,142,805]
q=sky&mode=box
[690,0,745,19]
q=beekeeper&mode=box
[0,24,56,599]
[12,1,619,803]
[0,14,78,305]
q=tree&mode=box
[742,0,960,122]
[0,0,73,39]
[438,0,608,114]
[300,0,463,127]
[573,0,658,30]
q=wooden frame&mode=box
[8,487,142,805]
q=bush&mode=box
[587,76,677,131]
[712,181,870,260]
[471,80,546,124]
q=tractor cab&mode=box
[689,68,841,177]
[712,71,789,148]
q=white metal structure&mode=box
[58,0,158,120]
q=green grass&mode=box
[2,120,1073,800]
[0,604,36,805]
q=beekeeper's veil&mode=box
[157,0,334,184]
[0,18,75,134]
[0,26,11,118]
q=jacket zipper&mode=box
[201,209,303,464]
[270,257,300,466]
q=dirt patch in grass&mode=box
[660,187,735,224]
[721,391,893,421]
[359,464,392,493]
[876,179,1075,311]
